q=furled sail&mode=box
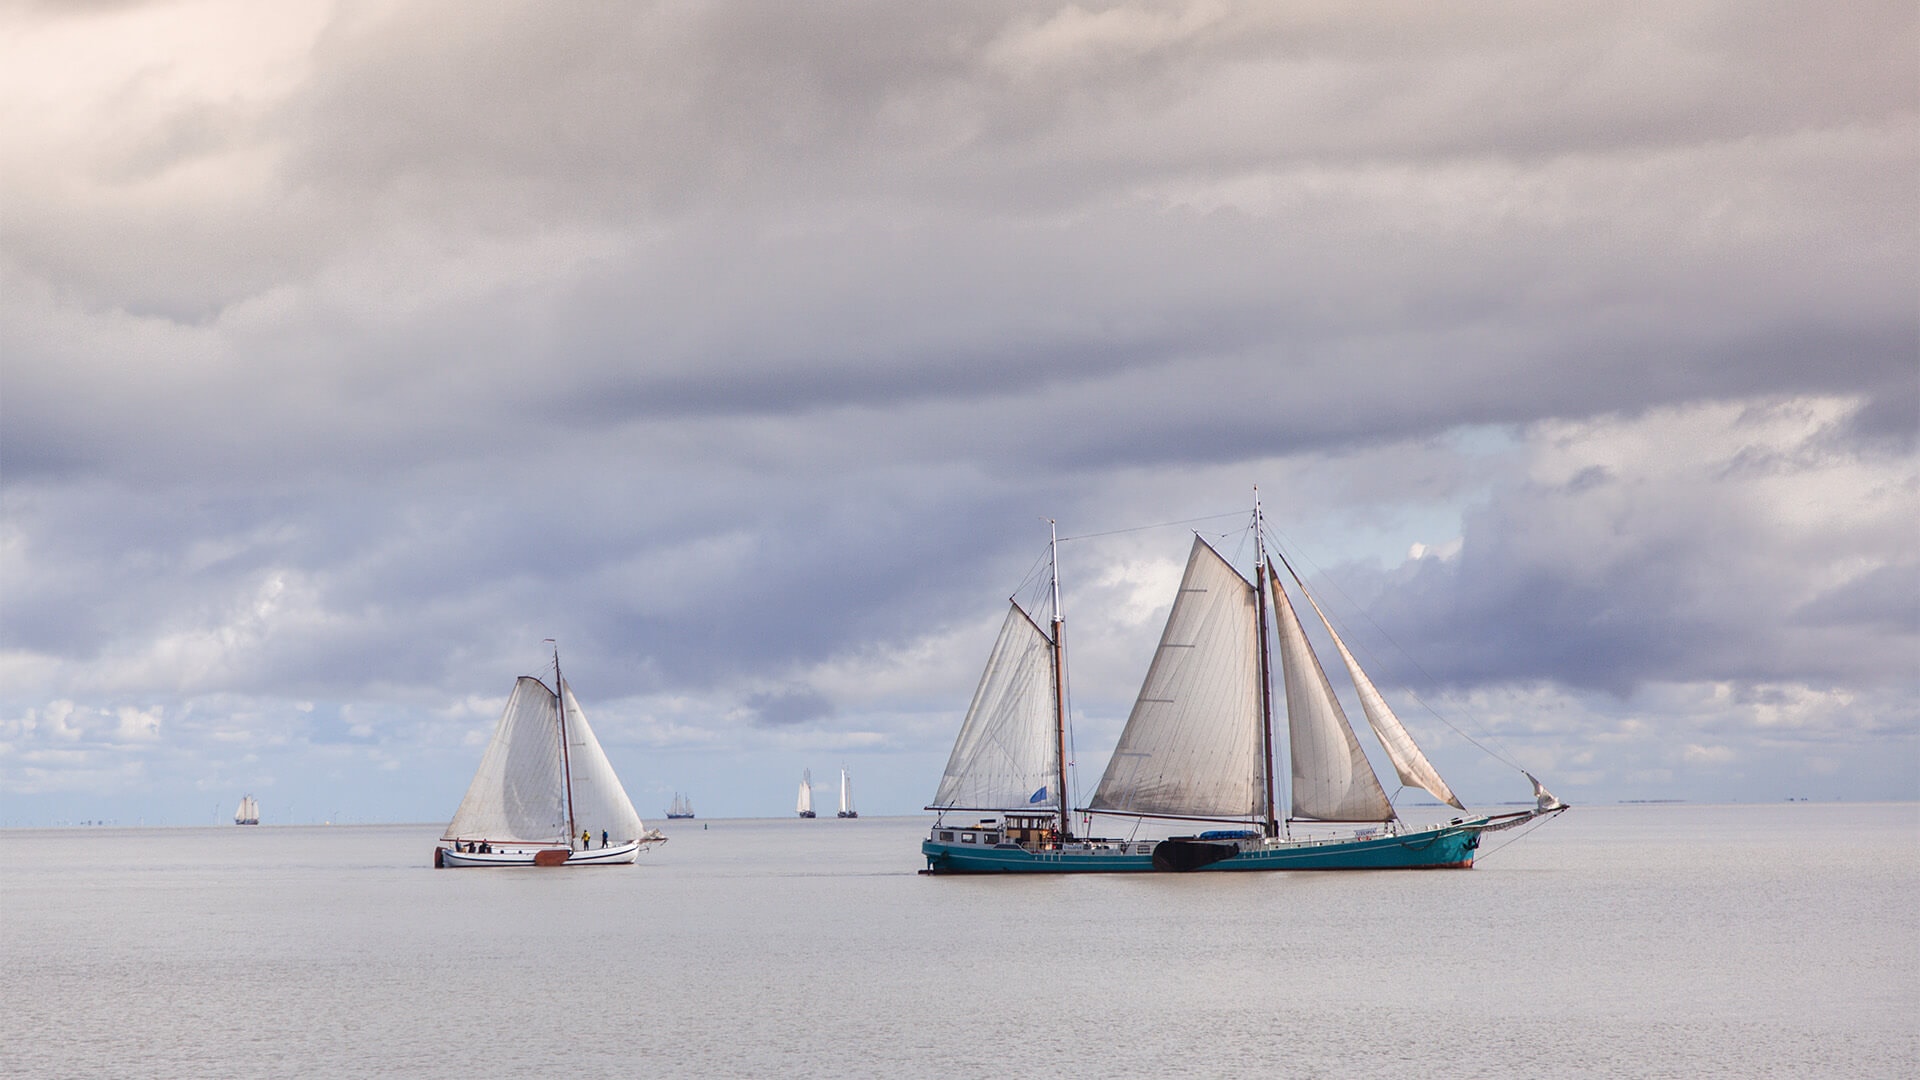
[931,603,1060,810]
[444,677,570,842]
[1292,573,1463,810]
[1269,574,1395,822]
[1089,537,1265,820]
[559,680,648,843]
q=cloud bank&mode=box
[1,1,1913,823]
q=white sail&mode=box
[839,768,856,815]
[798,770,814,814]
[1269,574,1395,822]
[1089,537,1265,820]
[1295,577,1463,810]
[444,676,570,843]
[559,680,648,844]
[930,603,1061,810]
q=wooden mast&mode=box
[1049,519,1073,840]
[1252,491,1280,839]
[551,640,579,846]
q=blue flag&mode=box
[1029,786,1048,804]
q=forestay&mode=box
[445,677,570,842]
[931,603,1060,810]
[1296,581,1463,810]
[1269,574,1396,822]
[1089,537,1265,820]
[560,681,647,843]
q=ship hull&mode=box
[921,821,1483,874]
[435,840,643,868]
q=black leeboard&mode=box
[1152,839,1240,872]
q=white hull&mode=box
[436,839,654,868]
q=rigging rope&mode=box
[1258,520,1535,778]
[1058,511,1245,543]
[1473,810,1565,863]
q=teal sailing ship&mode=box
[922,498,1566,874]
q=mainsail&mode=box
[446,677,571,843]
[798,770,814,815]
[839,768,856,816]
[1089,537,1266,820]
[444,674,649,845]
[1291,572,1463,810]
[930,603,1061,811]
[1269,571,1396,822]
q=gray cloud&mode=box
[1,1,1913,820]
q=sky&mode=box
[1,0,1914,827]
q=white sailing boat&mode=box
[233,795,259,826]
[435,648,666,868]
[922,499,1566,873]
[837,767,858,818]
[797,769,816,818]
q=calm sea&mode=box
[3,802,1915,1079]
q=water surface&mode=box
[4,802,1914,1078]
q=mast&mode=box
[1252,489,1279,838]
[551,640,578,846]
[1049,519,1073,840]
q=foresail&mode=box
[445,676,569,842]
[560,681,648,843]
[1269,574,1395,822]
[1089,537,1264,820]
[1295,579,1464,810]
[931,603,1060,810]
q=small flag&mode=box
[1029,786,1048,804]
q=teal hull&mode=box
[921,821,1483,874]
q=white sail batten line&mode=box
[1087,536,1266,820]
[1280,558,1465,811]
[1268,567,1397,823]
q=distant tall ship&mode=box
[434,645,666,868]
[666,792,696,819]
[797,769,816,818]
[233,795,259,826]
[837,767,858,819]
[922,499,1567,874]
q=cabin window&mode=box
[962,832,976,843]
[939,831,954,841]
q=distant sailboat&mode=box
[797,769,816,818]
[837,767,858,818]
[922,500,1568,874]
[435,646,666,868]
[233,795,259,826]
[666,792,696,819]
